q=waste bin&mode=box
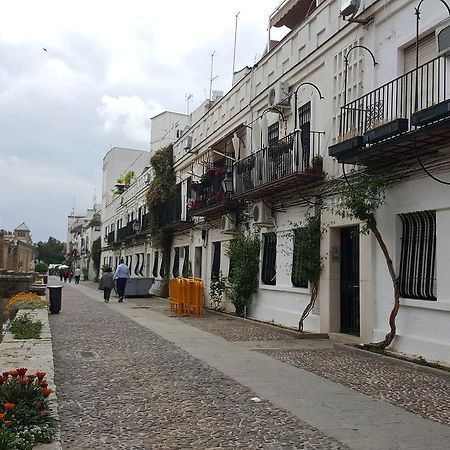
[43,275,48,284]
[47,286,63,314]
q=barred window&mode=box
[211,241,221,279]
[152,251,159,278]
[298,102,311,167]
[261,232,277,285]
[173,247,180,278]
[399,210,436,300]
[291,228,308,288]
[268,122,279,145]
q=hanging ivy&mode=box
[146,145,176,247]
[293,214,324,331]
[225,232,261,316]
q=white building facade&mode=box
[165,0,450,365]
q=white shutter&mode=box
[404,33,437,73]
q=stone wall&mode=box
[0,274,33,298]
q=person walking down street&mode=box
[113,258,130,303]
[63,269,69,283]
[99,267,114,302]
[68,269,74,283]
[74,267,81,284]
[59,268,64,282]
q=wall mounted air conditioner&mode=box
[252,202,275,228]
[184,136,193,151]
[436,19,450,56]
[144,173,151,184]
[221,214,238,234]
[268,82,290,107]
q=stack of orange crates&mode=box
[169,277,204,316]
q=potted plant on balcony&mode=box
[305,155,323,175]
[268,140,291,159]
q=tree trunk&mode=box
[363,216,400,349]
[298,280,318,331]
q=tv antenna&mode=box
[209,51,218,101]
[185,93,193,115]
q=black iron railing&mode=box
[339,56,447,139]
[158,195,185,226]
[107,230,115,243]
[234,130,323,195]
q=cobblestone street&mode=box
[50,281,450,449]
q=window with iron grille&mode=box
[211,241,221,279]
[152,251,159,278]
[182,246,190,277]
[291,228,309,288]
[399,210,436,300]
[268,122,280,145]
[298,102,311,167]
[172,247,180,277]
[261,232,277,285]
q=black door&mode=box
[340,227,360,335]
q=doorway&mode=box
[194,246,202,278]
[340,227,360,335]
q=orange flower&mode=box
[16,368,27,376]
[0,413,5,421]
[4,403,15,411]
[36,371,46,380]
[41,387,52,397]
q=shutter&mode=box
[404,33,437,73]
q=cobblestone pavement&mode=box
[260,348,450,427]
[128,296,297,342]
[51,284,348,449]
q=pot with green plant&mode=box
[305,155,323,174]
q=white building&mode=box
[164,0,450,365]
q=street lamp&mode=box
[222,171,234,194]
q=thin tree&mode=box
[337,172,399,349]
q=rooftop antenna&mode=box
[209,50,218,101]
[232,12,240,77]
[72,197,75,216]
[93,189,97,208]
[185,93,193,115]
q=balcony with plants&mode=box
[188,163,240,218]
[329,55,450,167]
[156,194,192,231]
[234,129,324,199]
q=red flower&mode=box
[41,387,52,397]
[27,374,37,382]
[16,368,27,376]
[0,376,7,384]
[36,371,46,380]
[8,370,18,378]
[0,413,5,421]
[40,380,48,387]
[2,372,9,378]
[17,377,28,386]
[4,403,15,411]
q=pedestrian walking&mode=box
[113,258,130,302]
[74,267,81,284]
[59,268,64,282]
[63,269,69,283]
[68,269,74,283]
[99,267,114,302]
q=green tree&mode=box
[91,237,101,279]
[337,172,397,349]
[226,232,261,316]
[35,237,66,264]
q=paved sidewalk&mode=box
[50,280,450,449]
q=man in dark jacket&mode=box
[99,267,115,302]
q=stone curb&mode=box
[0,307,62,450]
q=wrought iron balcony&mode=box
[107,231,115,243]
[234,130,324,199]
[329,55,450,165]
[188,166,241,218]
[157,195,193,231]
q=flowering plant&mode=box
[189,198,203,210]
[0,368,56,449]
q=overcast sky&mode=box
[0,0,282,243]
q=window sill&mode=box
[400,298,450,312]
[259,285,310,294]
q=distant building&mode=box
[0,223,35,271]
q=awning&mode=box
[270,0,316,29]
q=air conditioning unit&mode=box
[268,82,290,107]
[340,0,360,17]
[252,203,275,228]
[221,214,238,234]
[437,19,450,56]
[144,173,151,184]
[184,136,193,151]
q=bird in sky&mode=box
[42,48,47,53]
